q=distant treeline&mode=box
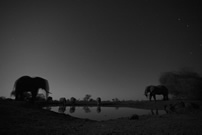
[159,68,202,100]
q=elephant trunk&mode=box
[45,80,50,100]
[145,92,148,97]
[144,89,149,98]
[145,86,152,98]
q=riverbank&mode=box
[1,100,202,135]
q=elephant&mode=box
[70,97,76,106]
[47,96,53,102]
[59,97,67,105]
[12,76,50,101]
[96,97,101,106]
[144,85,169,101]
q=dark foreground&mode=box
[1,100,202,135]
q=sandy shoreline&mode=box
[1,100,202,135]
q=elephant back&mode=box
[33,77,49,90]
[14,76,32,90]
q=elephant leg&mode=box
[153,95,156,101]
[151,109,154,115]
[149,94,152,101]
[16,92,23,101]
[31,89,38,101]
[163,95,165,100]
[20,93,24,101]
[15,93,19,101]
[156,109,159,115]
[163,95,168,100]
[166,95,169,100]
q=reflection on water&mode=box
[58,106,66,113]
[70,106,75,113]
[151,109,159,115]
[83,106,91,113]
[97,106,101,113]
[45,106,166,121]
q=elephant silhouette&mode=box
[144,85,169,101]
[47,96,53,102]
[59,97,67,105]
[96,97,101,106]
[12,76,50,101]
[70,97,76,106]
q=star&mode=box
[177,17,182,21]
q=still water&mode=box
[45,106,166,121]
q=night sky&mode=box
[0,0,201,100]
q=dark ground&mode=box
[0,100,202,135]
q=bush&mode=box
[159,68,202,100]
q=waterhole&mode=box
[44,106,166,121]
